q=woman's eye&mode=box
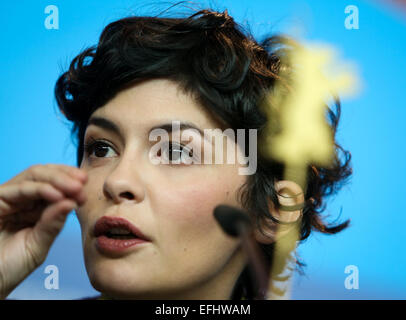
[160,142,194,164]
[84,139,117,158]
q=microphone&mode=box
[213,205,269,300]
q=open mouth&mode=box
[104,228,138,240]
[93,216,150,241]
[93,216,150,253]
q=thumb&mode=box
[27,199,77,266]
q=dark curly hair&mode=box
[55,5,352,300]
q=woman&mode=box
[0,8,352,300]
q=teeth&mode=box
[108,228,132,235]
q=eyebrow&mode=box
[87,116,205,139]
[150,122,205,137]
[87,116,123,137]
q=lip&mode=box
[93,216,151,255]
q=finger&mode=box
[25,199,77,266]
[34,165,88,204]
[44,164,88,184]
[26,165,85,197]
[0,182,65,217]
[5,164,87,186]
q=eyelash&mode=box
[158,142,194,164]
[83,137,116,158]
[83,137,194,164]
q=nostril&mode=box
[120,191,135,200]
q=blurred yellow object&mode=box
[264,43,359,170]
[262,42,360,299]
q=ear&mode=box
[254,180,305,244]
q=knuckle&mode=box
[37,183,50,194]
[29,164,41,172]
[61,173,79,186]
[24,180,38,188]
[20,180,32,189]
[18,182,33,198]
[28,165,43,179]
[21,181,44,197]
[54,164,69,172]
[52,174,67,186]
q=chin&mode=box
[88,269,145,299]
[89,276,175,300]
[87,262,203,300]
[85,260,158,299]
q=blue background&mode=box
[1,0,405,299]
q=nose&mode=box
[102,155,146,204]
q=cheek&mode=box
[159,177,232,221]
[151,169,245,253]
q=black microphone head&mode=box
[213,205,252,237]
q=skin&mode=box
[0,78,303,300]
[76,78,251,299]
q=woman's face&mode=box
[76,78,248,299]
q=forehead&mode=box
[89,78,221,132]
